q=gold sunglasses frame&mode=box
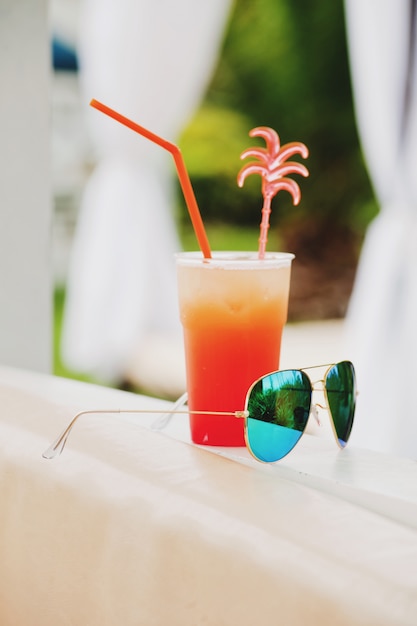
[42,362,355,462]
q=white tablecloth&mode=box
[0,365,416,625]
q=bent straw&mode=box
[90,98,212,259]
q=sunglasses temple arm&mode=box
[42,403,245,461]
[151,391,189,431]
[42,409,106,460]
[42,391,189,460]
[42,399,192,460]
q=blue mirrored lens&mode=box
[325,361,356,447]
[246,370,312,462]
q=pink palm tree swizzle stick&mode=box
[237,127,309,259]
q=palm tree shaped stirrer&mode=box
[237,127,309,259]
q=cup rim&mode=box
[175,251,295,268]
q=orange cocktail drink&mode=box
[176,252,294,446]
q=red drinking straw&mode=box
[90,99,212,259]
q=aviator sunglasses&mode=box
[42,361,356,463]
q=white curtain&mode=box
[344,0,417,458]
[61,0,232,383]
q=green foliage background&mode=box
[55,0,378,385]
[178,0,377,241]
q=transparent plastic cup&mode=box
[176,251,294,446]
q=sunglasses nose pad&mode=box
[311,403,322,426]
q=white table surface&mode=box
[1,364,416,625]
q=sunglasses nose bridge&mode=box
[311,376,325,390]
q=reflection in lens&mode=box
[246,370,312,462]
[325,361,356,447]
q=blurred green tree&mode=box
[179,0,378,318]
[180,0,376,236]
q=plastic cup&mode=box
[176,251,294,446]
